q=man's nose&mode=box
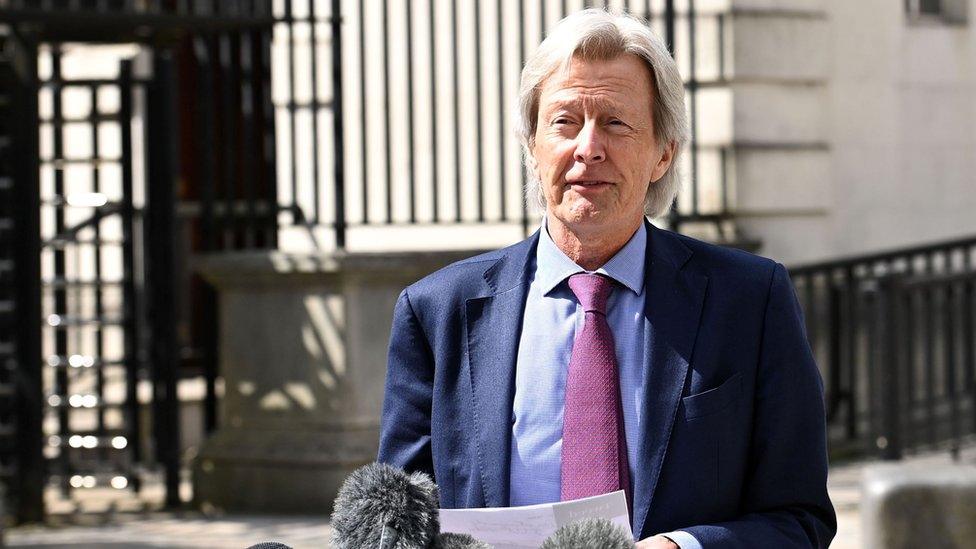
[573,122,605,164]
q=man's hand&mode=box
[636,535,679,548]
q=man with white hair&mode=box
[379,9,835,548]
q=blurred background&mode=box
[0,0,974,547]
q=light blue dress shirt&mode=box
[508,220,702,549]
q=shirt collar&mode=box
[535,217,646,297]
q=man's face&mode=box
[531,54,672,234]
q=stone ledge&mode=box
[193,249,491,289]
[195,426,379,469]
[730,7,827,19]
[730,0,826,16]
[731,141,830,151]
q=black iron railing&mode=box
[873,271,976,460]
[2,1,735,251]
[264,0,731,250]
[790,236,976,459]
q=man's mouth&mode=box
[567,180,613,190]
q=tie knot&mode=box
[567,273,614,315]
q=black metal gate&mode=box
[39,45,151,506]
[0,2,277,521]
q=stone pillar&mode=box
[727,0,832,264]
[862,463,976,548]
[192,250,481,514]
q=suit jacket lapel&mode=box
[633,223,708,537]
[465,232,538,507]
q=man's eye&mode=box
[553,118,571,125]
[608,119,626,126]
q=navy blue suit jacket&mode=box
[378,222,836,547]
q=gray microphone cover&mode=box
[245,543,293,549]
[432,532,493,549]
[330,462,441,549]
[540,517,635,549]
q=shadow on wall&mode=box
[229,292,348,418]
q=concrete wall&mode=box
[825,0,976,259]
[730,0,976,265]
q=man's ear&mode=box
[650,140,677,183]
[525,145,539,181]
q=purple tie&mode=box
[560,273,630,502]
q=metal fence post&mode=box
[964,277,976,442]
[7,30,44,524]
[145,50,182,508]
[664,0,678,230]
[827,280,843,421]
[330,0,346,249]
[877,276,903,460]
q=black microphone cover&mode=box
[245,543,294,549]
[431,532,492,549]
[330,462,441,549]
[540,518,635,549]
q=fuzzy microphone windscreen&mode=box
[330,462,441,549]
[431,532,493,549]
[539,517,635,549]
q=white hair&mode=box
[515,9,689,219]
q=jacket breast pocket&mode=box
[682,372,742,420]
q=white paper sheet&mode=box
[438,490,631,549]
